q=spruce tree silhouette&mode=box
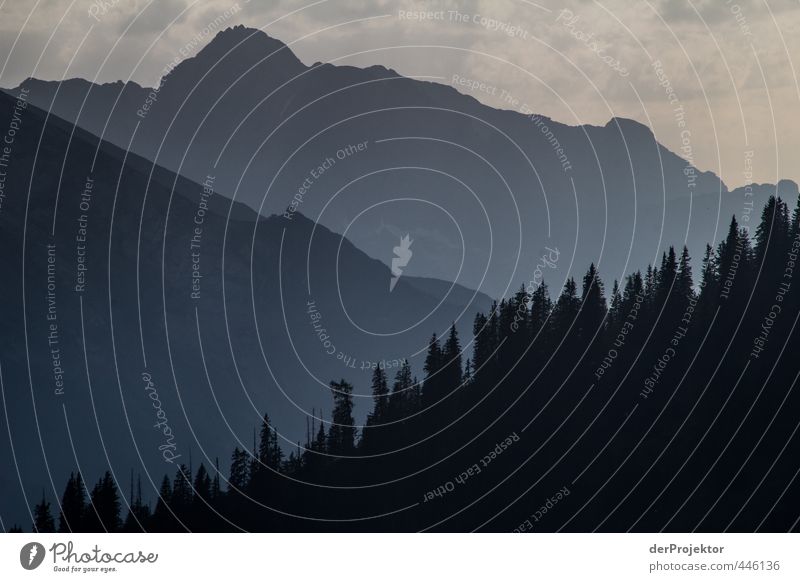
[83,472,121,532]
[58,471,86,532]
[32,494,55,533]
[151,475,177,532]
[327,380,356,456]
[362,368,390,453]
[122,475,151,532]
[422,334,443,407]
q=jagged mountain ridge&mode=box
[10,25,794,298]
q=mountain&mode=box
[0,89,490,529]
[10,25,794,299]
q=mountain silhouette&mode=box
[9,25,794,299]
[3,25,799,535]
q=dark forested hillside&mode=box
[24,193,800,532]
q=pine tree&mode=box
[610,271,644,345]
[151,475,175,532]
[367,367,389,425]
[228,447,250,491]
[193,464,211,501]
[171,464,192,518]
[754,196,789,263]
[422,333,443,405]
[609,279,622,328]
[257,413,283,471]
[85,472,121,532]
[754,196,790,277]
[58,471,86,533]
[441,325,463,391]
[312,420,327,454]
[676,246,695,302]
[698,244,718,299]
[791,192,800,239]
[190,463,213,531]
[579,263,607,338]
[211,459,221,501]
[754,196,777,262]
[122,476,150,533]
[483,302,500,376]
[327,379,355,456]
[250,414,283,499]
[717,216,742,296]
[499,296,528,364]
[622,271,644,305]
[463,358,472,384]
[644,264,657,307]
[471,312,493,381]
[32,494,55,533]
[552,278,580,334]
[513,284,531,333]
[656,247,678,305]
[409,375,422,412]
[497,298,512,348]
[389,361,414,418]
[362,368,389,452]
[529,282,552,339]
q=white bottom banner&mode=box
[0,533,796,580]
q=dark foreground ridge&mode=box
[18,193,800,532]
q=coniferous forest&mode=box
[16,194,800,533]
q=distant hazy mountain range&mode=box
[9,25,796,299]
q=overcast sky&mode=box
[1,0,798,189]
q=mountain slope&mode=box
[0,89,490,529]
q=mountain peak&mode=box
[160,25,305,87]
[211,25,282,47]
[201,25,301,63]
[605,116,653,135]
